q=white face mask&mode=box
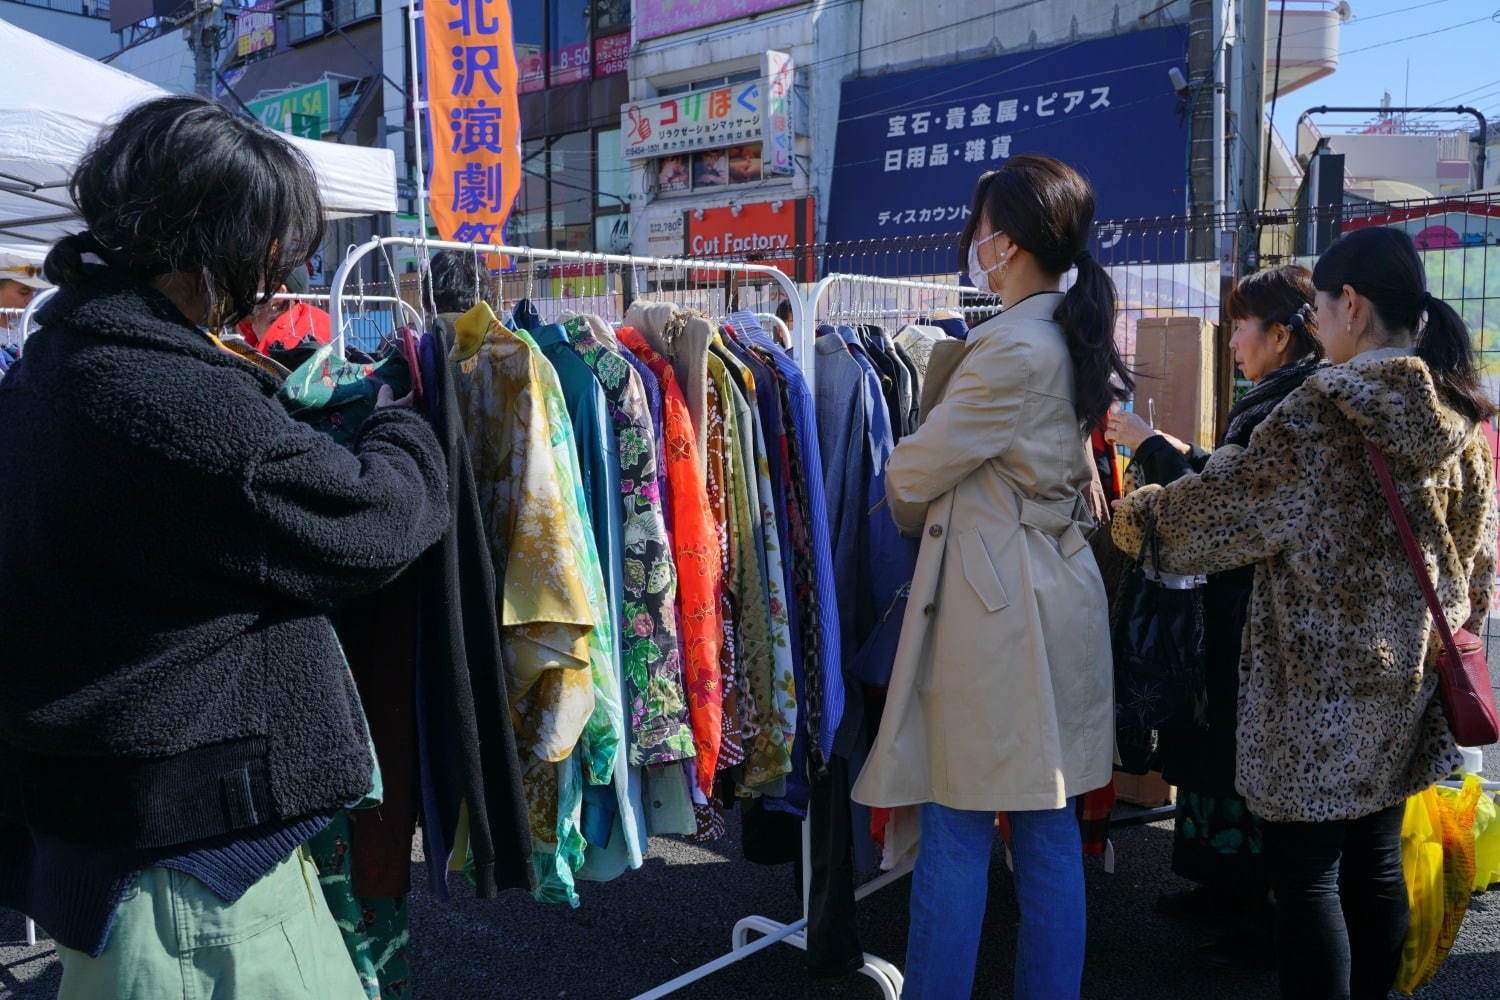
[967,231,1004,294]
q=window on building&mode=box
[514,130,627,251]
[657,71,759,98]
[550,131,592,231]
[549,0,591,87]
[329,0,378,28]
[595,128,629,212]
[593,0,629,34]
[514,0,546,93]
[286,0,323,43]
[286,0,377,43]
[511,0,627,92]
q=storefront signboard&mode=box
[234,0,276,58]
[622,80,761,160]
[825,26,1189,262]
[594,32,630,77]
[246,80,334,139]
[762,50,794,176]
[684,198,814,280]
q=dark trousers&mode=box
[1263,803,1408,1000]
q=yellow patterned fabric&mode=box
[457,325,602,903]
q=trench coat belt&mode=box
[1016,494,1090,559]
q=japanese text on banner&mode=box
[763,50,793,177]
[426,0,521,262]
[621,81,762,160]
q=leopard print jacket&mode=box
[1114,353,1497,823]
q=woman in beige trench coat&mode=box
[851,156,1125,1000]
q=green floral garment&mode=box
[517,324,622,789]
[566,318,695,766]
[308,811,411,1000]
[709,353,790,788]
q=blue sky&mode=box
[1269,0,1499,137]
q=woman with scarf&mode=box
[1105,265,1323,969]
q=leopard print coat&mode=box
[1113,352,1497,823]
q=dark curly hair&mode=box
[45,95,324,326]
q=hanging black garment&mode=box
[413,319,535,898]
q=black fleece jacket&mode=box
[0,273,449,848]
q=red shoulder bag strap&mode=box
[1364,439,1466,666]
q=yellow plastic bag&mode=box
[1472,786,1500,892]
[1394,778,1480,996]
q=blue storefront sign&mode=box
[826,26,1189,263]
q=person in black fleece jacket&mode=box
[0,96,448,995]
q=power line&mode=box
[1338,11,1498,57]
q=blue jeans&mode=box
[903,799,1085,999]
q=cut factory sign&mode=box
[683,199,814,280]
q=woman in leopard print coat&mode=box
[1113,227,1497,1000]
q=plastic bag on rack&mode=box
[1394,777,1481,996]
[1471,783,1500,892]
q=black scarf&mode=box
[1223,357,1325,448]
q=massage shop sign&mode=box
[621,51,793,174]
[424,0,523,256]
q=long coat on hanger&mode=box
[852,292,1114,814]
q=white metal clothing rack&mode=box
[329,236,813,363]
[272,292,424,332]
[810,272,1001,326]
[329,235,911,998]
[17,285,55,340]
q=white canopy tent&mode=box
[0,19,396,247]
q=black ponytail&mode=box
[966,155,1133,429]
[1313,227,1495,424]
[43,231,108,288]
[1056,254,1132,429]
[1417,294,1495,423]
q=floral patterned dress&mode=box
[618,328,724,797]
[566,318,695,766]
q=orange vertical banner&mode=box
[425,0,521,263]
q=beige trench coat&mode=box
[851,292,1114,813]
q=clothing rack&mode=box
[17,286,55,340]
[330,237,813,365]
[0,307,24,350]
[272,292,424,332]
[810,272,1001,326]
[330,234,910,999]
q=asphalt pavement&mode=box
[4,655,1500,999]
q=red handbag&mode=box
[1366,439,1500,748]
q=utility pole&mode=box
[181,0,228,98]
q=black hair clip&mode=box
[1287,303,1312,331]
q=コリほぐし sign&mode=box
[622,81,762,161]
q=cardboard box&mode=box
[1113,769,1176,808]
[1133,316,1218,450]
